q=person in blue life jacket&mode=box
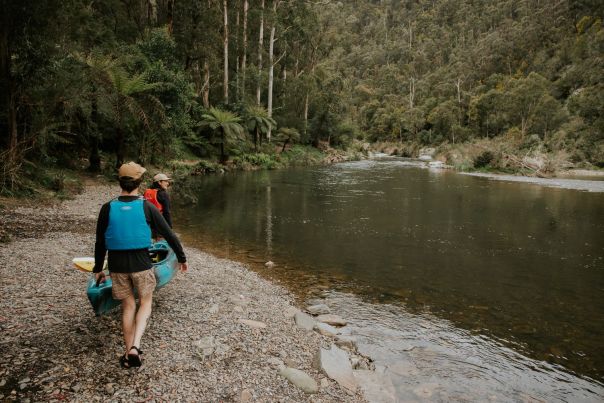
[93,162,188,368]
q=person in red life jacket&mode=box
[93,162,188,368]
[144,173,173,228]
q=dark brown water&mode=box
[176,158,604,400]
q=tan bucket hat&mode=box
[118,162,146,180]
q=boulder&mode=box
[278,368,318,394]
[294,312,316,331]
[314,322,339,337]
[334,335,357,349]
[306,304,330,315]
[316,314,347,327]
[314,345,357,392]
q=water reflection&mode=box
[176,159,604,389]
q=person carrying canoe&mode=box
[144,173,173,228]
[93,162,188,368]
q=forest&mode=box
[1,0,603,194]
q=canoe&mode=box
[86,240,178,316]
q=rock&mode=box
[314,345,357,392]
[104,383,115,395]
[314,322,339,337]
[294,312,315,331]
[240,389,253,402]
[19,377,30,384]
[265,261,275,268]
[316,314,347,327]
[284,306,299,318]
[196,336,216,357]
[284,358,296,368]
[429,161,445,169]
[238,319,267,329]
[306,304,330,315]
[208,304,219,314]
[278,368,318,394]
[267,357,284,368]
[229,294,249,307]
[71,383,82,393]
[335,335,357,349]
[320,378,330,388]
[19,383,28,391]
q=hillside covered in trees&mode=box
[1,0,602,193]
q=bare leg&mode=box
[131,292,153,353]
[121,296,137,355]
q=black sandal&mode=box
[119,354,131,369]
[128,346,143,367]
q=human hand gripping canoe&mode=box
[179,262,188,273]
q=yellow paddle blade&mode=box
[72,257,105,273]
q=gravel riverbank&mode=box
[0,183,367,402]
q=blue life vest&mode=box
[105,198,152,250]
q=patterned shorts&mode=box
[111,270,156,300]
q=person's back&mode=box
[93,162,187,368]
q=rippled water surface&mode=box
[176,158,604,400]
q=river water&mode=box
[176,157,604,401]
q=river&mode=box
[175,157,604,401]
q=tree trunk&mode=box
[241,0,248,100]
[223,0,229,104]
[256,0,265,106]
[235,3,240,102]
[88,94,101,172]
[203,59,210,108]
[303,92,309,137]
[220,128,226,162]
[409,77,415,109]
[267,6,276,143]
[281,138,289,153]
[1,16,18,177]
[116,126,125,168]
[166,0,174,35]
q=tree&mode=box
[277,127,299,152]
[201,107,245,162]
[100,66,164,167]
[246,105,276,150]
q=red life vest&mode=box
[143,188,163,212]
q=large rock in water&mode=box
[307,303,330,315]
[314,345,357,392]
[314,322,339,337]
[278,367,318,394]
[316,314,347,327]
[294,311,316,331]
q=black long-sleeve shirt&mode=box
[155,187,172,227]
[93,196,186,273]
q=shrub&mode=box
[473,151,494,168]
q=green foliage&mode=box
[473,151,495,168]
